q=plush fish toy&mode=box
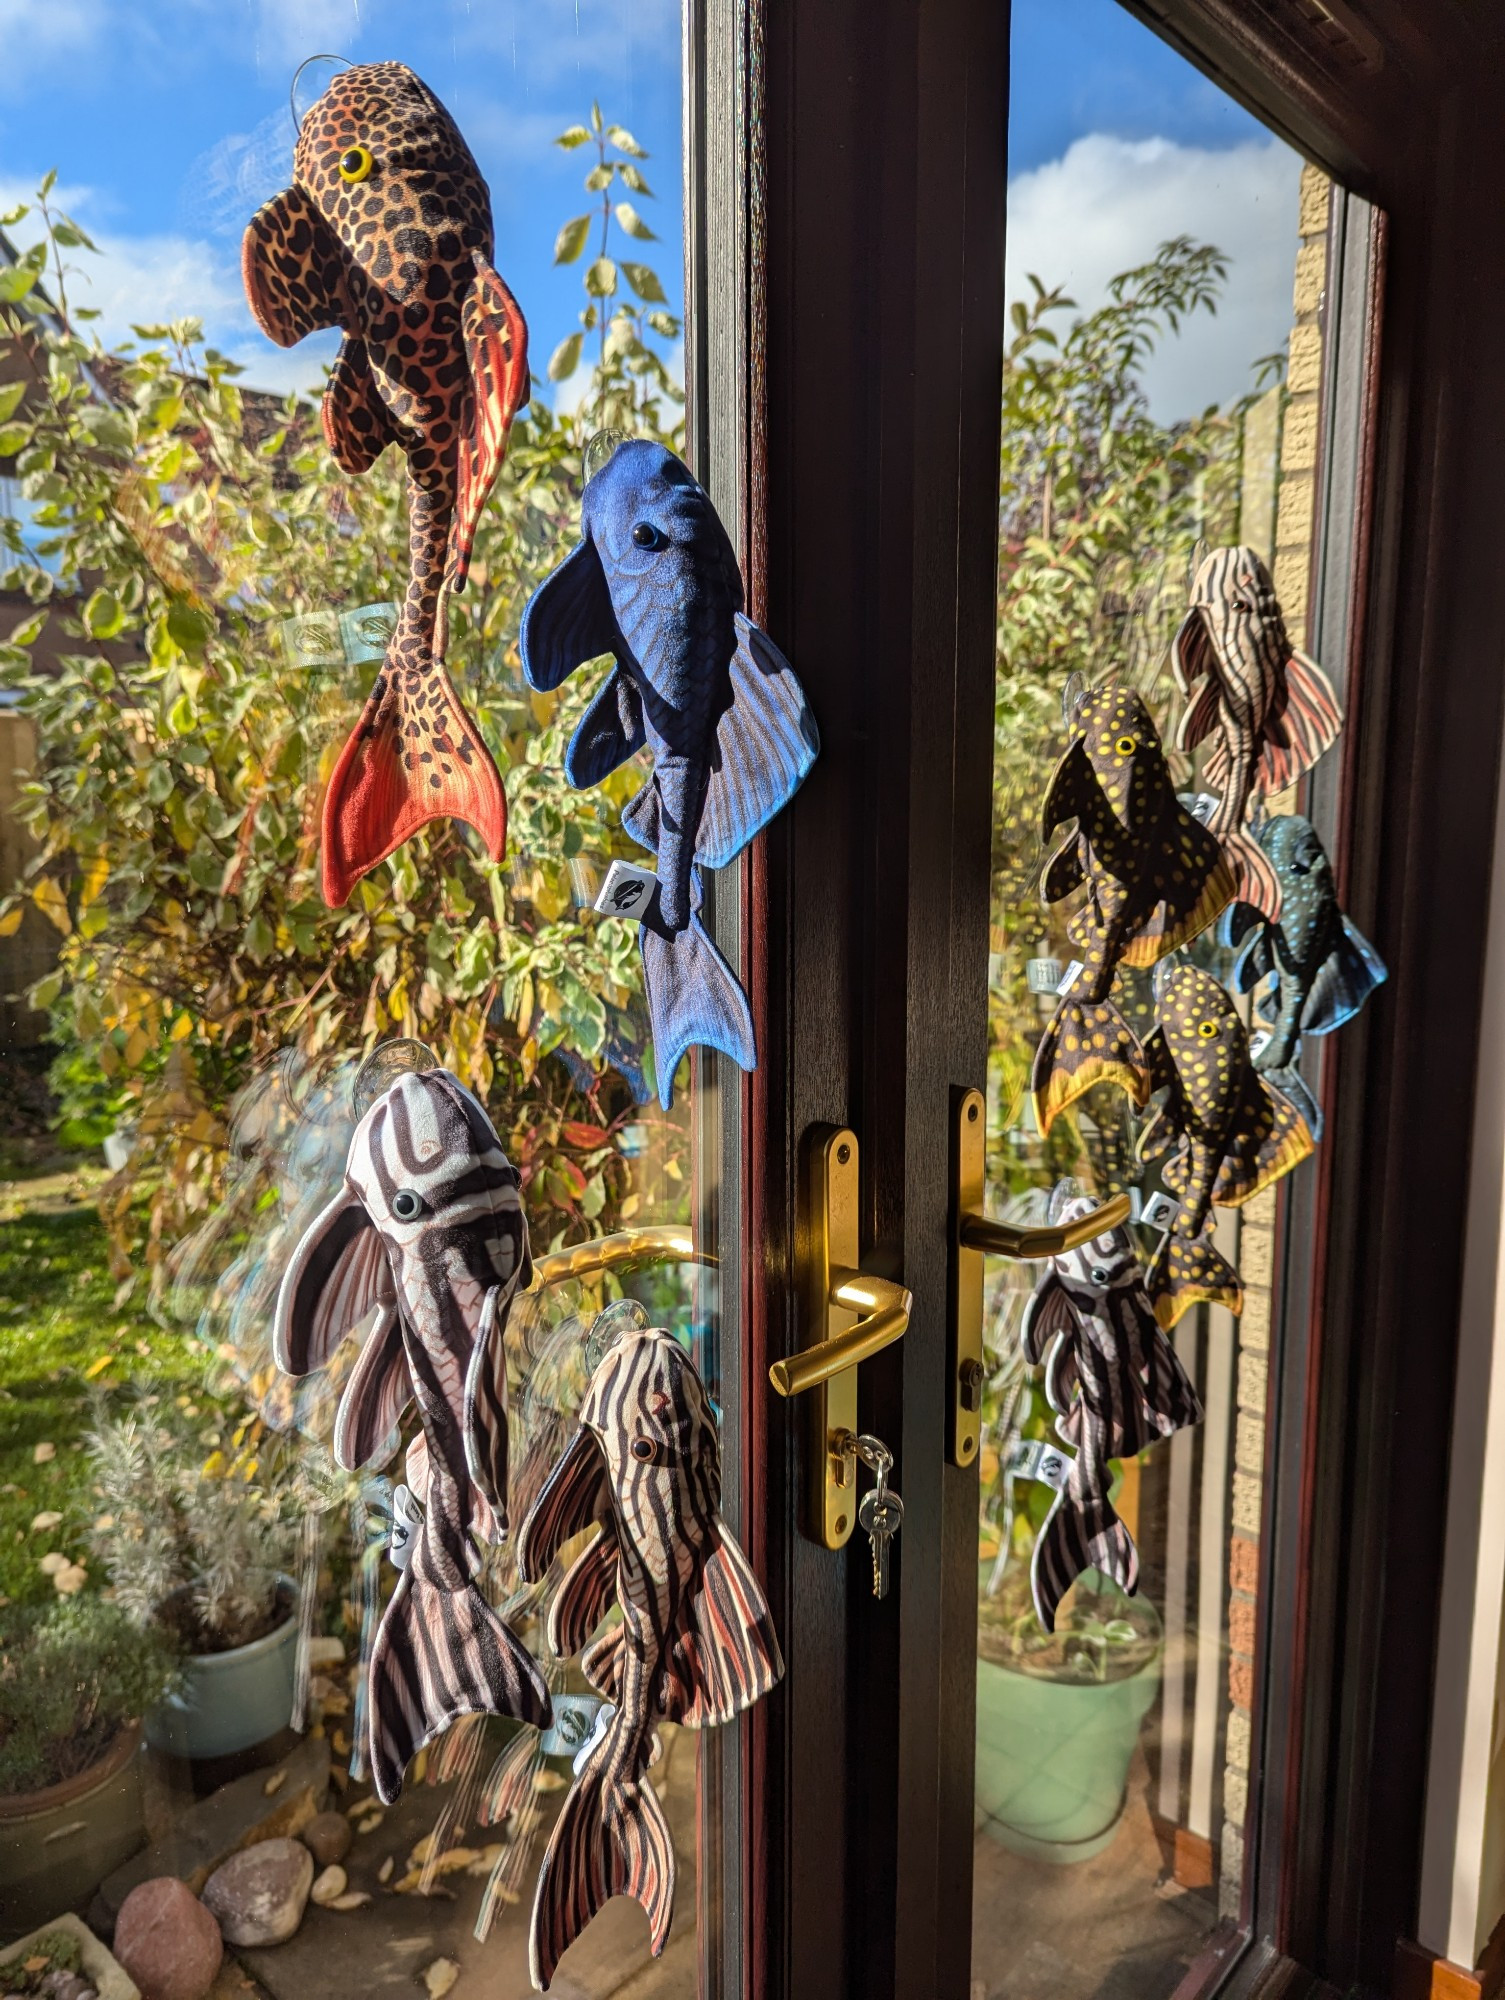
[1173,546,1344,922]
[1021,1195,1203,1630]
[1137,965,1314,1329]
[1220,814,1386,1138]
[520,440,819,1107]
[243,62,530,909]
[516,1325,783,1990]
[1031,684,1235,1135]
[273,1066,552,1801]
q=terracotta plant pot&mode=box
[144,1581,299,1762]
[0,1726,145,1943]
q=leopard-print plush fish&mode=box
[1031,684,1235,1135]
[243,62,529,907]
[1138,964,1314,1328]
[1172,547,1344,922]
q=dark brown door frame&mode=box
[686,2,1505,1997]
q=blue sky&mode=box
[0,0,1302,420]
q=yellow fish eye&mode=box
[338,144,373,184]
[1197,1020,1218,1038]
[1115,735,1136,756]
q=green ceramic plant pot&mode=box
[975,1637,1162,1863]
[143,1583,298,1762]
[0,1726,144,1943]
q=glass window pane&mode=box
[975,6,1357,1992]
[0,10,726,1997]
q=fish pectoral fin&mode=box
[1042,833,1086,903]
[565,665,645,786]
[1175,673,1221,753]
[332,1302,410,1470]
[1171,605,1214,698]
[320,663,506,907]
[519,535,619,693]
[322,337,399,476]
[241,184,348,347]
[1229,920,1275,992]
[529,1753,675,1990]
[547,1525,620,1659]
[1021,1271,1077,1368]
[695,613,820,870]
[1256,649,1345,794]
[463,1282,518,1534]
[1040,737,1093,841]
[449,254,530,593]
[1302,918,1388,1034]
[273,1190,394,1375]
[516,1423,608,1583]
[479,1724,543,1829]
[581,1622,626,1700]
[1221,827,1283,924]
[667,1527,784,1729]
[1031,997,1150,1136]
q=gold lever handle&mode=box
[529,1224,704,1289]
[957,1190,1133,1261]
[768,1268,912,1398]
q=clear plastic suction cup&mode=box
[352,1038,439,1119]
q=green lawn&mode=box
[0,1168,224,1608]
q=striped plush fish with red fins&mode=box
[1021,1194,1202,1631]
[1172,546,1343,921]
[243,62,529,908]
[516,1326,783,1991]
[274,1066,552,1801]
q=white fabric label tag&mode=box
[1140,1190,1180,1233]
[1057,960,1085,996]
[1007,1438,1072,1491]
[595,860,659,923]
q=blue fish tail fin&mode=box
[1264,1061,1323,1141]
[365,1567,552,1805]
[695,613,819,869]
[1031,1486,1139,1635]
[642,915,755,1109]
[530,1752,675,1990]
[1146,1232,1244,1331]
[1302,917,1387,1036]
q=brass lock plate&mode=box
[950,1086,986,1468]
[803,1125,861,1550]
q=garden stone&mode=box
[202,1840,313,1949]
[113,1878,223,2000]
[301,1811,351,1866]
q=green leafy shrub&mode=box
[0,1592,179,1795]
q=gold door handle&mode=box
[768,1268,912,1398]
[529,1224,706,1289]
[949,1086,1132,1468]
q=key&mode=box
[858,1483,904,1599]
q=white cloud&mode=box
[254,0,363,72]
[1006,133,1304,422]
[0,0,107,96]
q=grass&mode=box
[0,1162,225,1609]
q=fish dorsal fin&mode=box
[1303,916,1387,1033]
[241,184,348,348]
[274,1190,394,1376]
[1212,1075,1314,1205]
[564,665,647,787]
[547,1525,620,1659]
[1041,737,1093,841]
[448,255,530,593]
[322,337,399,477]
[1021,1270,1077,1365]
[516,1423,609,1582]
[695,614,820,870]
[332,1302,410,1471]
[519,535,619,693]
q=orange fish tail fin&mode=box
[1031,997,1149,1136]
[1225,826,1282,923]
[321,665,506,907]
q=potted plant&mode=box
[0,1597,179,1940]
[87,1405,299,1763]
[975,1345,1163,1864]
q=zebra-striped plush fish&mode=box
[1173,546,1344,922]
[521,440,819,1108]
[1137,965,1314,1329]
[1021,1195,1203,1631]
[516,1326,783,1991]
[273,1067,552,1802]
[1031,684,1235,1135]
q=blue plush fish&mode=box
[520,440,819,1106]
[1220,814,1386,1138]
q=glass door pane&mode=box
[974,6,1368,1992]
[0,8,743,1996]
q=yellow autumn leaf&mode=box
[32,878,72,935]
[169,1012,194,1041]
[0,905,22,937]
[80,855,109,907]
[84,1353,114,1380]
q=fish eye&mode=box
[1089,1266,1110,1285]
[1196,1020,1218,1039]
[391,1188,426,1220]
[338,144,374,184]
[1114,735,1136,756]
[1231,597,1252,614]
[630,521,664,550]
[629,1436,661,1463]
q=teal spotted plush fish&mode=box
[1220,813,1386,1138]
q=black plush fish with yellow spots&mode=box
[1031,685,1236,1135]
[1137,964,1314,1329]
[1220,814,1386,1139]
